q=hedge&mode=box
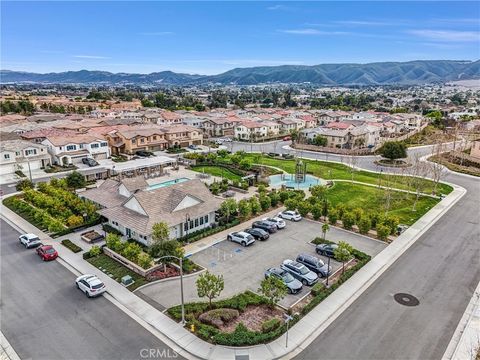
[177,219,241,244]
[61,239,83,253]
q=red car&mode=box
[283,136,292,141]
[36,245,58,261]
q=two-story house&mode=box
[203,118,237,137]
[42,134,110,166]
[0,140,52,176]
[106,128,168,155]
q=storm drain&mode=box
[394,293,420,306]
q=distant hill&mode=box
[2,60,479,86]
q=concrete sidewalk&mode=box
[0,180,466,360]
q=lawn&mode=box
[87,254,149,291]
[243,154,453,195]
[326,182,440,225]
[191,165,243,181]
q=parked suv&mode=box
[316,243,338,258]
[227,231,255,246]
[82,157,99,167]
[19,233,42,248]
[75,274,106,298]
[135,150,153,157]
[264,267,303,294]
[296,253,331,277]
[252,220,277,234]
[262,217,286,229]
[244,228,269,241]
[281,259,318,286]
[278,210,302,221]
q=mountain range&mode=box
[1,60,479,86]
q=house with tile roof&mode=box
[42,134,110,165]
[82,178,222,244]
[0,140,52,176]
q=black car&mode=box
[252,221,277,234]
[82,158,99,167]
[135,150,153,157]
[244,228,269,241]
[316,243,338,258]
[296,253,331,277]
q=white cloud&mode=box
[279,29,350,35]
[267,4,288,11]
[73,55,110,59]
[139,31,174,36]
[333,20,391,26]
[407,29,479,42]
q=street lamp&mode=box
[185,213,191,241]
[325,256,331,287]
[157,255,186,326]
[284,314,294,348]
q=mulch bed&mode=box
[219,305,284,333]
[146,264,180,281]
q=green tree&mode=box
[376,223,391,241]
[289,129,299,143]
[259,195,272,212]
[65,171,86,189]
[122,242,142,262]
[239,158,252,170]
[268,191,280,207]
[334,241,353,273]
[106,233,125,253]
[380,141,407,161]
[258,276,288,308]
[249,196,261,215]
[358,217,372,235]
[196,271,224,308]
[311,203,322,220]
[297,200,311,217]
[322,199,330,220]
[321,223,330,240]
[137,252,153,269]
[328,209,338,224]
[16,179,34,192]
[342,212,356,230]
[352,208,364,223]
[220,199,238,223]
[151,221,170,245]
[313,135,328,147]
[284,198,298,211]
[238,199,252,219]
[310,185,326,200]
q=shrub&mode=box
[238,199,252,219]
[122,242,142,262]
[65,171,86,189]
[358,217,372,234]
[382,215,400,235]
[16,179,34,192]
[328,209,338,224]
[198,308,239,328]
[296,201,311,217]
[310,282,325,296]
[249,197,261,215]
[259,195,271,211]
[106,233,125,252]
[268,191,280,207]
[102,224,123,236]
[284,198,298,211]
[376,224,391,241]
[352,208,364,223]
[311,203,322,220]
[335,204,347,219]
[61,239,82,253]
[261,318,281,333]
[137,252,153,269]
[66,215,83,227]
[89,245,102,257]
[342,212,356,230]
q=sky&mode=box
[1,1,479,75]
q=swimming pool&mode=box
[268,174,325,189]
[148,177,190,190]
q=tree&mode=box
[321,199,330,220]
[122,242,142,262]
[289,129,299,144]
[151,221,170,245]
[239,158,252,170]
[196,271,224,308]
[313,135,328,147]
[66,215,83,227]
[238,199,252,219]
[16,179,34,192]
[376,223,391,241]
[380,141,407,161]
[311,203,322,220]
[249,196,261,215]
[310,185,326,200]
[296,200,311,217]
[321,223,330,240]
[328,209,338,224]
[429,143,448,194]
[65,171,86,189]
[106,233,125,253]
[334,241,353,273]
[284,198,298,211]
[268,191,280,207]
[259,195,271,212]
[358,217,372,234]
[258,276,288,308]
[220,199,238,223]
[137,252,153,269]
[342,212,356,230]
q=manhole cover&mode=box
[394,293,420,306]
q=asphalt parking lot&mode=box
[138,219,387,309]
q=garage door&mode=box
[93,153,108,160]
[71,156,86,164]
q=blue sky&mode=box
[1,1,479,74]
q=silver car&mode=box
[281,259,319,286]
[264,267,303,294]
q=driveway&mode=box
[138,219,387,309]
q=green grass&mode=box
[327,182,440,225]
[243,154,453,195]
[87,254,149,291]
[192,165,243,181]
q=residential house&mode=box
[82,178,222,245]
[0,140,51,176]
[162,125,203,147]
[203,118,237,137]
[234,121,268,140]
[106,127,168,155]
[42,134,110,165]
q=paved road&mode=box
[0,219,184,360]
[295,170,480,359]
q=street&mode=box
[0,219,184,360]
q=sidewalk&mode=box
[183,206,285,256]
[0,180,467,360]
[0,332,20,360]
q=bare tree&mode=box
[429,142,448,195]
[410,154,429,211]
[347,155,358,183]
[383,171,393,214]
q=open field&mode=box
[191,165,243,181]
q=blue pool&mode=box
[148,177,190,190]
[268,174,325,189]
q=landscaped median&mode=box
[167,239,370,346]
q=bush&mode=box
[16,179,34,192]
[342,212,356,230]
[382,215,400,235]
[376,224,391,241]
[89,245,102,257]
[311,203,322,220]
[66,215,83,227]
[102,224,123,236]
[65,171,86,189]
[259,195,271,211]
[328,209,338,224]
[358,217,372,234]
[296,201,311,217]
[261,318,281,333]
[137,252,153,269]
[61,239,82,253]
[122,242,142,262]
[249,197,261,215]
[268,191,280,207]
[284,198,298,211]
[198,308,239,328]
[310,282,325,296]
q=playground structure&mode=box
[295,159,307,183]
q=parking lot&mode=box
[138,219,388,309]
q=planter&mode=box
[103,247,163,277]
[81,230,105,244]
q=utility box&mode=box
[121,275,134,287]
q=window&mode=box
[184,222,188,231]
[153,136,157,140]
[195,219,199,227]
[204,215,208,223]
[140,138,145,143]
[91,143,99,148]
[200,217,204,225]
[101,142,108,147]
[189,220,194,228]
[79,144,84,149]
[25,149,37,156]
[66,145,76,151]
[4,154,10,159]
[15,152,20,156]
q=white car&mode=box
[75,274,106,298]
[227,231,255,247]
[278,210,302,222]
[19,233,42,248]
[262,217,286,229]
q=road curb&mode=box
[0,332,21,360]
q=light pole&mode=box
[326,256,331,287]
[157,255,185,326]
[185,213,191,242]
[284,314,293,348]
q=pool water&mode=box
[148,177,190,190]
[268,174,325,189]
